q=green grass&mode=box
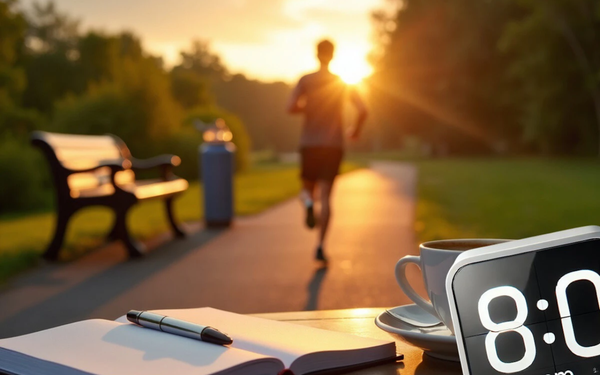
[413,158,600,242]
[0,161,362,283]
[9,157,593,282]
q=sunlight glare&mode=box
[330,48,372,85]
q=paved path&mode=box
[0,162,423,338]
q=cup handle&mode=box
[395,256,438,317]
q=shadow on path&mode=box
[304,265,328,311]
[0,229,225,338]
[0,162,418,336]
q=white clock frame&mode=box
[446,225,600,375]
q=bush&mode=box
[0,137,50,214]
[156,128,204,180]
[0,105,46,140]
[53,83,137,139]
[53,58,183,157]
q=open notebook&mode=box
[0,307,398,375]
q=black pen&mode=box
[126,310,233,345]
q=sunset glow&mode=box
[331,48,373,84]
[22,0,393,83]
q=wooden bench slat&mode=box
[71,178,188,200]
[45,133,125,173]
[123,179,189,200]
[43,133,119,149]
[71,183,116,198]
[67,170,136,197]
[67,170,109,191]
[56,149,123,165]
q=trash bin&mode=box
[198,119,236,227]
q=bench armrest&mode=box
[131,155,181,170]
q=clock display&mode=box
[452,238,600,375]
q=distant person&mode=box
[287,39,368,262]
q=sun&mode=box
[330,50,373,85]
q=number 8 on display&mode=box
[478,286,536,373]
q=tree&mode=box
[53,54,183,155]
[211,74,301,152]
[0,0,42,138]
[170,42,296,152]
[0,0,26,88]
[21,1,80,113]
[170,67,213,109]
[168,40,222,110]
[370,0,521,155]
[177,40,227,80]
[0,1,49,212]
[76,31,146,88]
[25,1,79,53]
[500,0,600,155]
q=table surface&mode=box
[252,308,463,375]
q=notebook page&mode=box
[147,307,395,370]
[0,319,283,375]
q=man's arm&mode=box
[349,87,368,140]
[287,78,305,114]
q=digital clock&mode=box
[446,226,600,375]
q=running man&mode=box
[286,39,368,262]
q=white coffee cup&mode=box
[395,239,509,333]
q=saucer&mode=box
[375,304,459,361]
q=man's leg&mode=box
[301,179,316,203]
[301,179,317,228]
[316,179,335,261]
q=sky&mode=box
[22,0,393,84]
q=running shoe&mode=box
[315,246,327,262]
[305,201,316,229]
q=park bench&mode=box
[31,131,189,260]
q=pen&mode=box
[126,310,233,346]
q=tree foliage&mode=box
[0,2,45,153]
[371,0,600,155]
[171,41,301,152]
[0,1,254,214]
[170,67,213,109]
[52,32,182,157]
[500,0,600,155]
[20,1,81,113]
[370,0,519,154]
[177,40,227,79]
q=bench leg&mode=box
[114,206,146,258]
[165,197,186,237]
[43,209,73,261]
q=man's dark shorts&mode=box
[300,147,343,182]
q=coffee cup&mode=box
[395,239,509,333]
